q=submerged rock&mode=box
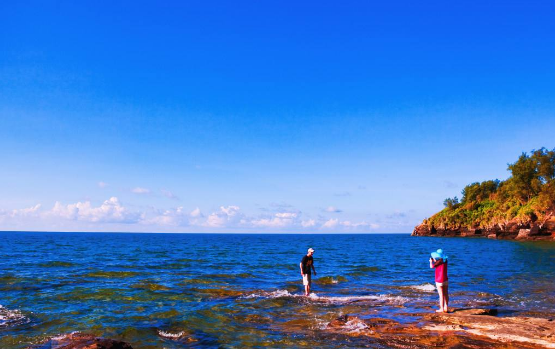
[31,333,133,349]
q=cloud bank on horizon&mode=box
[0,197,385,233]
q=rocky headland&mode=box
[412,148,555,241]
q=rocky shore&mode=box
[326,308,555,348]
[31,333,133,349]
[412,217,555,241]
[33,309,555,349]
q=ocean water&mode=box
[1,232,554,348]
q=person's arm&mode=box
[429,258,434,269]
[311,263,316,275]
[430,258,443,268]
[300,262,304,276]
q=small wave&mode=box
[0,305,30,328]
[343,318,369,333]
[242,290,408,305]
[158,330,184,339]
[243,290,294,299]
[314,294,409,305]
[51,331,81,341]
[408,283,436,292]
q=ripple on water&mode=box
[38,261,77,268]
[80,271,142,279]
[130,282,171,291]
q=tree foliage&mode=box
[428,148,555,230]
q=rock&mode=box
[449,308,498,316]
[516,225,539,239]
[424,311,555,348]
[31,333,133,349]
[411,224,430,236]
[327,314,367,329]
[322,311,554,348]
[412,217,555,241]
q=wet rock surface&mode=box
[31,333,133,349]
[325,308,555,348]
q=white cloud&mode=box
[321,218,378,230]
[132,187,150,194]
[275,212,298,218]
[251,211,300,228]
[161,189,179,200]
[0,204,42,221]
[48,197,139,223]
[190,207,202,218]
[142,206,188,226]
[205,206,243,228]
[322,218,339,229]
[98,181,108,188]
[340,220,369,228]
[325,206,342,213]
[0,199,387,233]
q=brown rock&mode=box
[31,333,133,349]
[449,308,498,316]
[425,310,555,348]
[327,314,367,329]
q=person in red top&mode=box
[429,249,449,313]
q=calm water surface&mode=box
[1,232,554,348]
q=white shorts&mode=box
[302,274,312,286]
[436,281,449,287]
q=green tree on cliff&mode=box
[427,147,555,231]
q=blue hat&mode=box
[431,249,448,261]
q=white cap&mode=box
[308,248,315,253]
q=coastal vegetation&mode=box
[424,148,555,232]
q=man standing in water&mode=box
[300,248,316,296]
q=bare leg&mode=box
[304,284,309,296]
[436,286,444,312]
[444,285,449,312]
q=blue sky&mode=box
[1,1,554,232]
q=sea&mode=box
[1,232,554,348]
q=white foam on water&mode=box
[51,331,80,341]
[343,318,369,333]
[0,305,29,327]
[242,289,295,299]
[316,294,409,305]
[409,283,436,292]
[158,330,184,339]
[242,290,408,305]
